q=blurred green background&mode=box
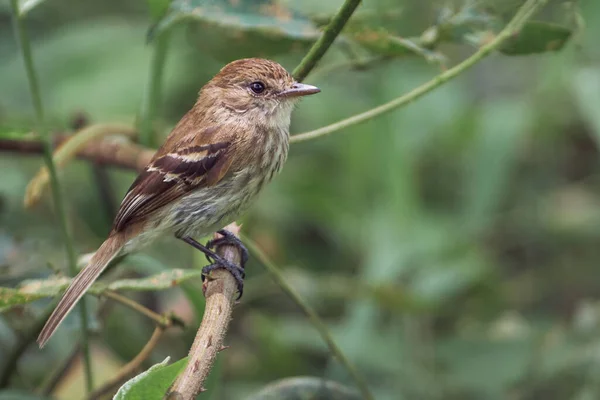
[2,0,600,399]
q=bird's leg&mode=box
[179,235,245,299]
[205,229,249,268]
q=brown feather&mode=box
[112,125,232,231]
[37,233,125,348]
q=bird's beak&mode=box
[280,83,321,98]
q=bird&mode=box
[37,58,320,348]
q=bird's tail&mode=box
[37,233,124,348]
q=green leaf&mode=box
[343,23,444,63]
[500,21,573,55]
[149,0,320,61]
[18,0,46,16]
[113,357,188,400]
[245,377,361,400]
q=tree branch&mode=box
[0,135,154,171]
[290,0,548,143]
[24,123,136,208]
[292,0,362,82]
[166,223,242,399]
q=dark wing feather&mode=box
[112,140,231,231]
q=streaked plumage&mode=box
[37,58,320,348]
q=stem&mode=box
[290,0,547,143]
[242,235,375,400]
[102,291,170,328]
[24,123,136,208]
[9,0,94,392]
[292,0,362,82]
[139,30,171,147]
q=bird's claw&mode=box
[201,257,245,299]
[205,229,249,268]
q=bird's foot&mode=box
[179,235,245,299]
[201,259,245,299]
[205,229,249,268]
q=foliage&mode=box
[1,0,597,399]
[113,357,187,400]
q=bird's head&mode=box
[202,58,320,126]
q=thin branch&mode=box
[24,123,135,208]
[9,0,94,391]
[88,326,166,400]
[101,290,172,328]
[167,223,243,399]
[139,30,171,147]
[0,135,154,171]
[290,0,548,143]
[292,0,362,82]
[241,235,375,400]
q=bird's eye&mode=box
[249,81,266,94]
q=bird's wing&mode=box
[112,128,233,232]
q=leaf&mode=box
[18,0,46,16]
[0,269,203,312]
[500,21,573,55]
[113,357,187,400]
[245,377,361,400]
[149,0,320,61]
[344,23,445,63]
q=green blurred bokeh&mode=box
[2,0,600,399]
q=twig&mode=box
[88,326,166,400]
[292,0,362,82]
[9,0,94,391]
[101,290,172,328]
[0,135,154,171]
[166,223,242,399]
[290,0,548,143]
[24,123,135,208]
[139,30,171,147]
[241,235,375,400]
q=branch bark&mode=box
[0,135,154,171]
[165,223,242,399]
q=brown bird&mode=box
[37,58,320,348]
